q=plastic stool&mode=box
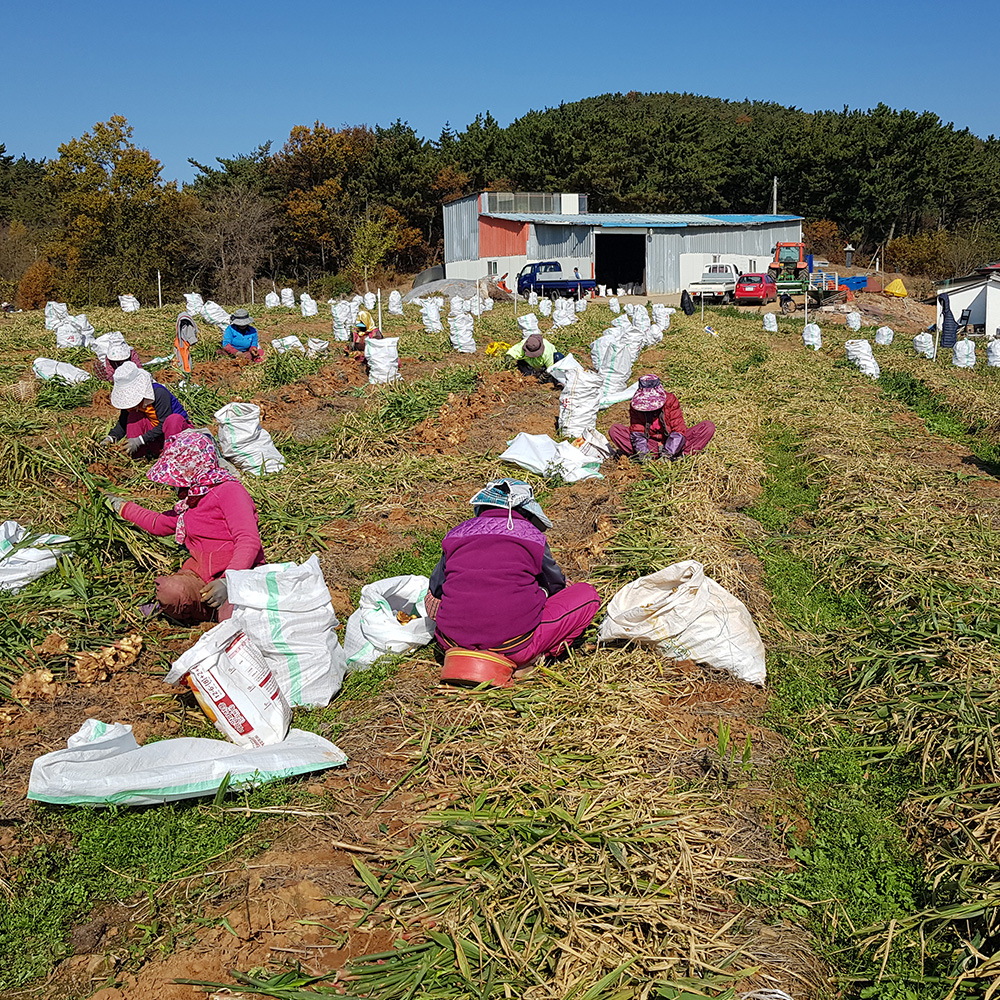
[440,648,515,688]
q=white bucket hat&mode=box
[110,361,154,409]
[106,333,132,362]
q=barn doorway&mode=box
[595,233,646,294]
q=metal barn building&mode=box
[443,191,803,295]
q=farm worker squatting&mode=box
[607,373,715,461]
[506,333,564,382]
[425,479,601,667]
[92,332,142,383]
[347,308,383,356]
[103,429,267,623]
[221,309,264,363]
[101,361,192,459]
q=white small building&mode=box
[936,272,1000,336]
[443,191,802,295]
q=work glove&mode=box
[200,578,228,609]
[103,494,126,515]
[124,436,144,456]
[99,435,114,447]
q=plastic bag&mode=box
[913,332,936,359]
[32,358,92,383]
[598,560,766,686]
[609,297,620,314]
[875,326,894,345]
[119,294,140,312]
[184,292,204,316]
[280,288,295,307]
[166,621,291,746]
[763,312,778,333]
[202,300,231,330]
[846,311,862,332]
[802,323,822,351]
[366,336,401,383]
[0,520,70,593]
[28,718,347,806]
[953,339,976,368]
[300,293,318,317]
[214,402,285,476]
[225,555,347,707]
[449,312,476,352]
[264,291,281,308]
[558,367,604,437]
[344,575,435,670]
[538,298,552,317]
[845,339,880,378]
[499,432,603,483]
[271,334,305,354]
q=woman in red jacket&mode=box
[607,374,715,460]
[105,429,266,622]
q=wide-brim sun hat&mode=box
[106,334,132,362]
[470,477,552,529]
[110,361,154,409]
[522,334,544,357]
[632,373,667,412]
[230,308,252,328]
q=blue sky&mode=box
[6,0,997,184]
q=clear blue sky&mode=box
[6,0,998,184]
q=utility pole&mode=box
[772,176,778,215]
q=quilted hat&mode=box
[110,361,154,409]
[632,373,667,412]
[522,334,544,357]
[230,308,252,328]
[470,478,552,529]
[106,333,132,362]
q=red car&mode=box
[735,272,777,304]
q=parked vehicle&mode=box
[517,262,597,298]
[734,272,778,305]
[687,263,740,304]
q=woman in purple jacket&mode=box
[426,479,600,666]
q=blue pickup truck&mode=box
[517,262,597,298]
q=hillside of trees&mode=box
[3,93,1000,307]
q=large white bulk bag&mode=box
[300,293,318,317]
[280,288,295,307]
[802,323,822,351]
[988,340,1000,367]
[538,298,552,317]
[846,311,862,332]
[45,301,69,331]
[364,292,377,311]
[214,402,286,476]
[598,560,766,686]
[449,312,476,353]
[264,291,281,308]
[119,294,140,312]
[224,555,347,707]
[343,575,435,670]
[953,339,976,368]
[558,367,604,437]
[913,333,936,359]
[366,336,401,383]
[875,326,894,345]
[333,301,352,341]
[609,297,620,314]
[184,292,204,316]
[763,312,778,333]
[388,290,403,316]
[845,339,880,378]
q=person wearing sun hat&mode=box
[505,333,564,381]
[92,332,142,383]
[424,478,601,666]
[103,428,266,622]
[101,361,192,458]
[221,308,263,362]
[607,373,715,461]
[346,307,383,356]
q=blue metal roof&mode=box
[483,211,802,228]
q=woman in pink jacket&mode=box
[106,429,266,622]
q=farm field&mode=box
[1,294,999,1000]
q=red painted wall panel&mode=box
[479,217,527,258]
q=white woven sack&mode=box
[517,314,540,336]
[388,290,403,315]
[271,335,305,354]
[499,432,603,483]
[55,319,94,349]
[364,292,377,310]
[573,428,613,461]
[449,295,466,317]
[875,326,894,345]
[913,333,936,359]
[202,300,231,330]
[333,301,352,341]
[32,358,91,383]
[483,296,494,312]
[44,301,69,331]
[575,297,587,313]
[763,312,778,333]
[0,520,70,593]
[651,303,672,328]
[280,288,295,307]
[366,336,401,383]
[624,303,635,318]
[264,291,280,308]
[802,323,822,351]
[642,324,664,348]
[552,298,577,328]
[598,560,766,686]
[449,312,476,353]
[184,292,204,316]
[343,574,435,670]
[306,338,329,358]
[538,298,552,317]
[953,340,976,368]
[846,311,862,332]
[988,340,1000,367]
[632,305,650,331]
[27,719,346,806]
[546,353,585,386]
[214,402,285,476]
[528,291,538,306]
[223,555,347,707]
[421,301,443,334]
[558,367,604,437]
[845,339,880,378]
[300,294,318,318]
[119,294,140,312]
[609,297,620,314]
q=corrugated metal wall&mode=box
[646,221,802,293]
[479,217,528,258]
[528,223,593,259]
[443,194,480,263]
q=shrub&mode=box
[310,272,354,300]
[16,259,58,310]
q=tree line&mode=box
[3,93,999,307]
